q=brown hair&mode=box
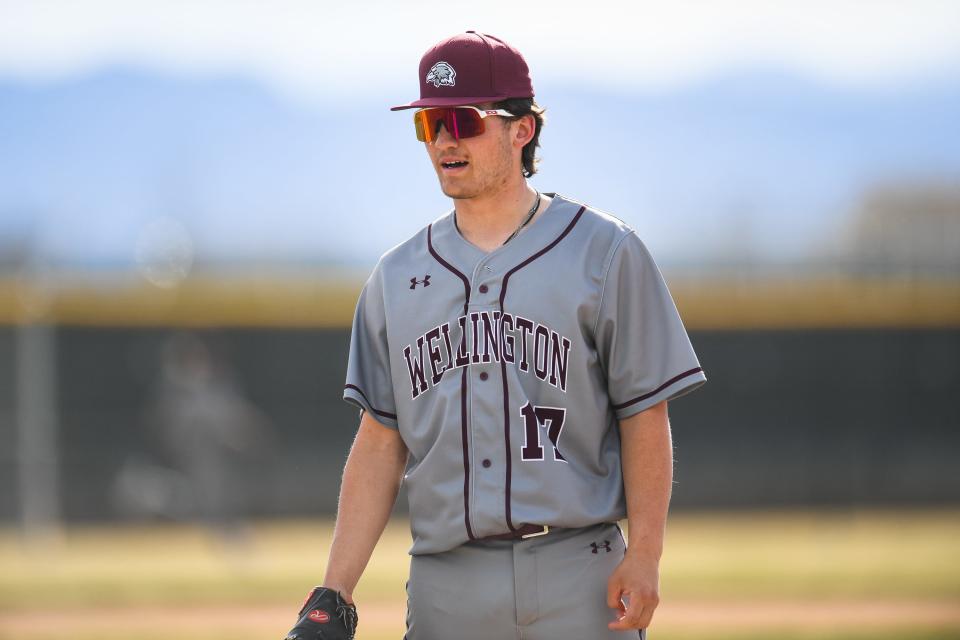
[495,98,545,178]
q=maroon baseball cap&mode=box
[390,31,534,111]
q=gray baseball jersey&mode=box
[343,193,706,555]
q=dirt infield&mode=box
[2,599,959,638]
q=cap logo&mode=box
[426,61,456,88]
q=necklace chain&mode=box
[453,190,541,247]
[502,190,541,246]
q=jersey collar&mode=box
[429,193,581,277]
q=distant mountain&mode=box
[1,67,958,269]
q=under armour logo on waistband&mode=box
[590,540,612,554]
[410,275,431,289]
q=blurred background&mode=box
[1,1,958,639]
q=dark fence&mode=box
[1,327,958,523]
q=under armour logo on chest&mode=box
[410,275,431,289]
[590,540,612,554]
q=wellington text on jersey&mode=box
[403,311,572,400]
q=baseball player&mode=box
[284,31,706,640]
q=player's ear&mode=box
[512,114,536,149]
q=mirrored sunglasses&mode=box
[413,106,513,142]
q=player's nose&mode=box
[432,122,458,148]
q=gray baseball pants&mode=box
[404,522,646,640]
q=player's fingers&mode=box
[636,609,655,629]
[608,598,640,630]
[608,591,658,630]
[606,577,625,611]
[608,607,645,630]
[610,592,660,629]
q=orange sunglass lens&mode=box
[414,110,432,142]
[414,108,485,142]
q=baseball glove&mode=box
[284,587,358,640]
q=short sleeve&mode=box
[595,231,706,420]
[343,266,399,428]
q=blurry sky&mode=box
[4,0,959,95]
[1,0,959,271]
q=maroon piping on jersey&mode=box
[611,367,704,410]
[426,223,476,540]
[498,205,586,531]
[343,383,398,420]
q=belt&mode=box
[478,524,551,541]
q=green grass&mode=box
[1,507,958,640]
[0,518,407,608]
[660,507,960,600]
[1,508,958,607]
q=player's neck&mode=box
[453,182,547,253]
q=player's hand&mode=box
[606,550,660,631]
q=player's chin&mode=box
[438,181,476,200]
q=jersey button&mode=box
[482,459,492,468]
[478,284,489,293]
[479,371,489,381]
